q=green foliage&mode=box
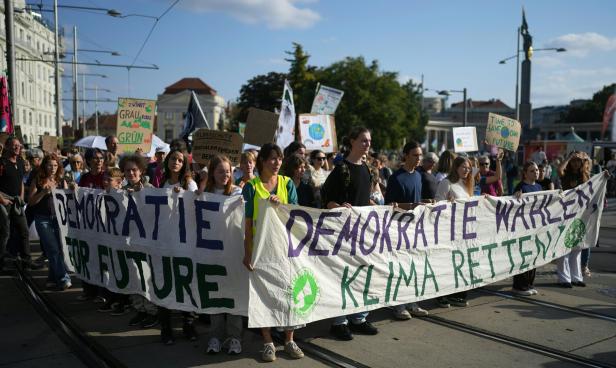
[565,83,616,123]
[234,44,428,150]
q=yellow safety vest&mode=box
[247,175,290,236]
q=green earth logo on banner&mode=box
[289,268,320,318]
[564,218,586,248]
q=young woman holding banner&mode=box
[28,154,71,290]
[242,143,304,362]
[203,155,243,355]
[158,149,198,345]
[512,161,543,295]
[435,155,477,308]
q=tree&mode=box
[565,83,616,123]
[285,42,317,113]
[235,72,287,122]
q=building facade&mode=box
[0,0,64,145]
[156,78,226,142]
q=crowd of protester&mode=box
[0,130,613,362]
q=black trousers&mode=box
[513,269,536,291]
[7,208,31,261]
[158,307,195,327]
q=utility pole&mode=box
[94,84,99,135]
[82,74,86,130]
[4,0,16,127]
[72,26,78,133]
[462,87,467,127]
[53,0,61,136]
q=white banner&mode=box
[248,174,607,327]
[53,188,248,315]
[276,79,296,149]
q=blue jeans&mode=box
[34,215,70,286]
[332,312,369,326]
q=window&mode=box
[165,128,174,141]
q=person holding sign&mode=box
[204,155,243,355]
[27,154,71,290]
[321,127,379,340]
[435,156,475,307]
[242,143,304,362]
[511,162,543,296]
[478,154,504,196]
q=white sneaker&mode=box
[529,288,538,295]
[227,338,242,355]
[512,288,533,296]
[62,280,72,290]
[206,338,221,354]
[393,307,412,320]
[409,303,429,316]
[284,341,304,359]
[262,343,276,362]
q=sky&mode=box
[36,0,616,118]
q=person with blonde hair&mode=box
[235,151,256,189]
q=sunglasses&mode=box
[480,163,490,166]
[315,157,326,161]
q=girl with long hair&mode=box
[435,156,475,307]
[205,155,243,355]
[242,143,304,362]
[435,150,456,182]
[282,154,316,207]
[28,154,70,290]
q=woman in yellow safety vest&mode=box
[241,143,304,363]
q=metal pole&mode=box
[53,0,61,136]
[4,0,16,127]
[72,26,78,133]
[82,74,85,128]
[463,88,467,127]
[95,85,99,136]
[515,26,520,121]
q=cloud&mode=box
[533,67,616,106]
[544,32,616,57]
[533,55,564,68]
[178,0,321,29]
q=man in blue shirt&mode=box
[384,141,430,320]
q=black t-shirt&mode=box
[322,160,371,207]
[0,157,25,197]
[537,178,552,191]
[417,166,438,200]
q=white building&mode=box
[0,0,63,145]
[156,78,226,142]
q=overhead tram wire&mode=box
[129,0,180,68]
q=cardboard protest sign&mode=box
[13,125,23,143]
[298,114,337,153]
[244,108,279,147]
[248,174,607,327]
[41,135,58,154]
[486,113,521,151]
[452,127,478,152]
[53,188,248,315]
[116,98,156,154]
[238,122,246,137]
[0,132,9,145]
[311,85,344,115]
[192,129,243,166]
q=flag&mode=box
[601,92,616,141]
[521,9,529,36]
[180,90,209,140]
[275,79,296,149]
[0,76,13,134]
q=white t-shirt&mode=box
[435,178,471,201]
[162,179,198,192]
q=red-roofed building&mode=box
[157,78,226,142]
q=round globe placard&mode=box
[500,127,510,139]
[309,124,325,140]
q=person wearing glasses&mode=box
[307,149,329,207]
[478,155,503,196]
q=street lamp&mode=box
[437,89,468,127]
[499,40,567,121]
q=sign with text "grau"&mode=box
[192,129,243,166]
[486,113,521,152]
[116,98,156,154]
[248,174,606,327]
[52,188,248,315]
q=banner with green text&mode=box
[52,188,248,315]
[247,174,607,327]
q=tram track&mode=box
[13,264,128,368]
[479,288,616,323]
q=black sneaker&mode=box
[449,298,469,307]
[558,282,573,288]
[349,321,378,335]
[129,312,147,326]
[97,302,114,313]
[572,281,586,287]
[436,297,451,308]
[141,314,159,328]
[182,323,198,341]
[330,324,353,341]
[161,326,175,345]
[110,303,130,316]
